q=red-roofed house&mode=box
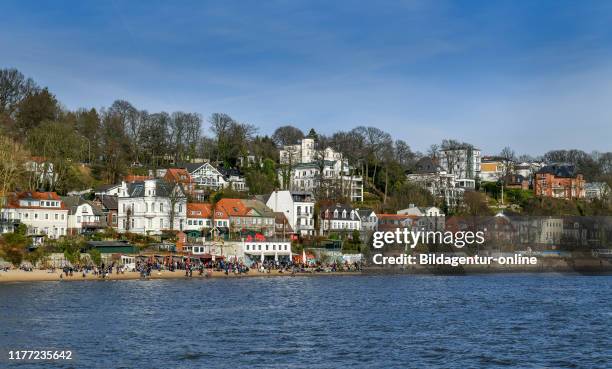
[377,214,414,232]
[185,202,230,233]
[164,168,194,194]
[216,198,276,237]
[0,191,69,238]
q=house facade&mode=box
[0,192,68,239]
[439,146,481,180]
[216,198,276,238]
[397,205,445,232]
[319,204,361,234]
[178,162,248,194]
[279,138,342,165]
[584,182,610,201]
[534,164,585,199]
[116,179,187,235]
[62,196,105,235]
[479,157,505,183]
[185,203,229,229]
[280,160,364,202]
[357,208,378,233]
[406,158,464,209]
[265,190,315,236]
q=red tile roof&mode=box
[216,198,249,217]
[124,175,152,182]
[187,203,228,219]
[5,191,68,210]
[165,168,193,184]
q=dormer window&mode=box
[342,210,347,219]
[333,210,338,218]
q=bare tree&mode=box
[272,125,304,146]
[0,68,39,116]
[499,146,516,179]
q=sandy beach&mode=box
[0,269,362,283]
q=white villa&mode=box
[117,179,187,235]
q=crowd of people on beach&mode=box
[1,256,363,281]
[57,263,127,280]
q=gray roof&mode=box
[126,179,180,198]
[537,164,578,178]
[61,196,104,216]
[176,162,207,173]
[99,195,118,210]
[321,203,356,220]
[357,208,375,218]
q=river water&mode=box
[0,274,610,368]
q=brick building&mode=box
[534,164,585,199]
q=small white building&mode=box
[320,204,361,234]
[397,205,445,231]
[243,241,292,263]
[585,182,610,201]
[62,196,105,235]
[94,184,121,197]
[266,190,315,236]
[357,208,378,232]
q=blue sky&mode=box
[2,0,612,155]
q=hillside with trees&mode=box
[1,67,611,215]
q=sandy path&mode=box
[0,269,361,283]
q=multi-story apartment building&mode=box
[278,137,363,202]
[280,160,364,202]
[265,190,315,236]
[279,138,343,165]
[406,158,464,209]
[534,164,585,200]
[439,146,481,180]
[0,192,68,239]
[319,204,361,234]
[117,179,187,235]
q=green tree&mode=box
[0,228,28,266]
[88,248,102,266]
[15,88,58,138]
[27,121,84,192]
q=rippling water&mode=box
[0,274,611,368]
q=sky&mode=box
[1,0,612,155]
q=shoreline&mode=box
[2,263,612,283]
[0,269,362,283]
